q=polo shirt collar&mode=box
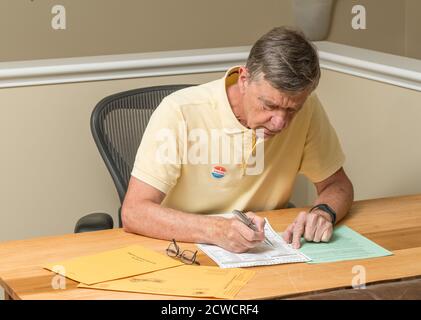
[216,66,252,135]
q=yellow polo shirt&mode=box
[131,67,345,214]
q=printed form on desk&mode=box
[197,217,311,268]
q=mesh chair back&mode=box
[91,85,193,206]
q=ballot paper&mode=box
[197,218,311,268]
[44,245,183,285]
[78,265,255,299]
[296,225,393,264]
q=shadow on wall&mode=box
[290,174,317,207]
[292,0,335,41]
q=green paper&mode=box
[295,225,393,264]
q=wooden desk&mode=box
[1,194,421,300]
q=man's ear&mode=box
[238,66,249,80]
[238,67,249,93]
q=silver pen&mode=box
[232,210,274,247]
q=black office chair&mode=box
[74,85,193,233]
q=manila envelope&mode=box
[79,265,255,299]
[44,245,183,285]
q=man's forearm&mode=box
[313,178,354,224]
[122,201,223,244]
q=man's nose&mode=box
[270,115,286,131]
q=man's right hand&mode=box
[213,212,266,253]
[123,178,267,253]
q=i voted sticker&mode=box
[211,166,226,179]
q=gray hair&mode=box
[246,26,321,93]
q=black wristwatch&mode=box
[309,204,337,225]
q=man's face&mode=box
[238,68,311,139]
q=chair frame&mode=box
[90,84,193,227]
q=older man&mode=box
[122,27,354,253]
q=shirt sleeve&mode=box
[131,96,185,194]
[298,94,345,183]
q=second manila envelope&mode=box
[78,265,256,299]
[44,245,183,285]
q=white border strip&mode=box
[0,47,250,89]
[1,42,421,91]
[316,41,421,92]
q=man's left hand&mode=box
[282,210,333,249]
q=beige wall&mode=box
[0,0,420,243]
[315,69,421,202]
[2,0,420,62]
[1,68,421,243]
[328,0,406,56]
[293,69,421,206]
[0,0,293,62]
[327,0,421,60]
[405,0,421,60]
[0,72,223,242]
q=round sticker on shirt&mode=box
[211,166,226,179]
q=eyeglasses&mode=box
[166,239,200,265]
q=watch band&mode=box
[310,203,337,225]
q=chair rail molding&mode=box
[0,47,250,89]
[316,42,421,92]
[0,42,421,92]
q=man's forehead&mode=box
[257,89,310,108]
[252,76,310,98]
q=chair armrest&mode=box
[74,212,114,233]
